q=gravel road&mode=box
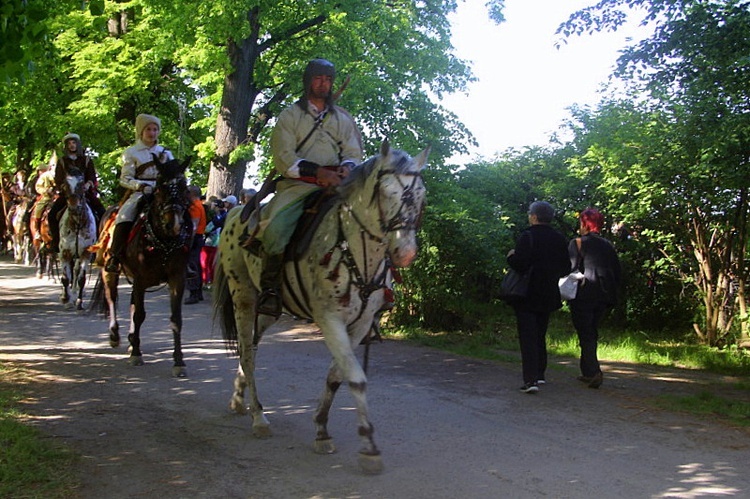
[1,255,749,498]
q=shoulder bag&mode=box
[559,237,584,301]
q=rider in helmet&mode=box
[48,133,105,253]
[104,114,174,273]
[254,58,363,316]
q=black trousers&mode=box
[514,308,550,384]
[186,235,204,294]
[570,300,608,377]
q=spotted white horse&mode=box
[214,141,428,474]
[58,170,97,309]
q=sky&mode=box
[441,0,652,163]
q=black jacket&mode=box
[569,233,621,306]
[507,224,570,312]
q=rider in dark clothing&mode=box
[48,133,105,253]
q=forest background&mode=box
[2,0,750,355]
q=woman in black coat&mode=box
[507,201,570,394]
[567,208,622,389]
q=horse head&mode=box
[341,140,429,268]
[63,168,86,210]
[152,155,191,238]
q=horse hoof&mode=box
[313,438,336,455]
[129,355,144,366]
[358,453,384,475]
[76,301,83,311]
[172,366,187,377]
[229,397,248,415]
[109,337,120,348]
[252,425,272,439]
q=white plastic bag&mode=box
[559,271,584,301]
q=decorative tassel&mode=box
[384,287,394,304]
[339,292,351,306]
[327,265,340,281]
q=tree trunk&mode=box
[206,8,260,199]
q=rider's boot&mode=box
[256,251,285,317]
[104,222,133,273]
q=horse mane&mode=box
[338,147,413,201]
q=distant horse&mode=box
[9,199,32,265]
[214,141,428,474]
[30,200,56,280]
[90,156,192,376]
[58,171,97,309]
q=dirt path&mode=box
[1,254,750,498]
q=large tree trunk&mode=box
[206,9,260,199]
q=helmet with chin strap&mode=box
[302,58,336,94]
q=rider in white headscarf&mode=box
[105,113,174,272]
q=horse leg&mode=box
[128,286,146,366]
[313,360,343,455]
[318,320,383,474]
[103,271,120,347]
[74,257,87,310]
[60,259,71,306]
[169,278,186,377]
[228,284,272,437]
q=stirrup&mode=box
[256,289,282,317]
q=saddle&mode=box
[240,188,339,260]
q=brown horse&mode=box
[91,156,192,376]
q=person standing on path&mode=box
[567,208,622,389]
[506,201,570,394]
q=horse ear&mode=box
[413,146,430,172]
[181,156,192,172]
[380,139,390,157]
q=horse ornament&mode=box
[58,170,97,309]
[90,156,192,377]
[214,140,429,474]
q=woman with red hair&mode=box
[567,208,622,389]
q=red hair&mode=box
[579,208,604,233]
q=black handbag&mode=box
[500,231,533,302]
[499,267,532,302]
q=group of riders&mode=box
[1,113,167,275]
[3,58,369,319]
[2,132,104,268]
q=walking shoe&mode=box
[519,382,539,394]
[577,375,593,384]
[184,294,199,305]
[588,372,603,389]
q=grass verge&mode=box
[0,363,79,499]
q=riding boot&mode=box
[105,222,133,272]
[257,252,285,317]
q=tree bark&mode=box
[206,8,260,199]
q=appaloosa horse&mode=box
[214,141,428,474]
[58,171,97,309]
[9,198,32,265]
[91,156,192,376]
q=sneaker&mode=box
[537,379,546,385]
[519,382,539,394]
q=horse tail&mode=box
[212,251,239,355]
[88,270,107,316]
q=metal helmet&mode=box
[302,58,336,93]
